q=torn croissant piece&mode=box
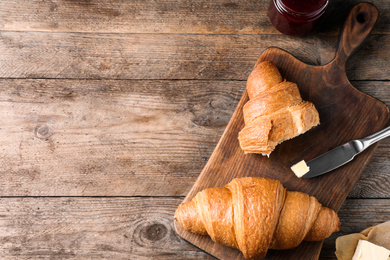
[175,177,340,259]
[239,61,320,155]
[239,102,320,155]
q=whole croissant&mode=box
[175,177,340,259]
[238,61,320,155]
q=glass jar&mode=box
[268,0,329,37]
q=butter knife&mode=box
[297,125,390,178]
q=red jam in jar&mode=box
[268,0,329,37]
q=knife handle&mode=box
[359,125,390,150]
[333,3,379,67]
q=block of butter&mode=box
[291,160,310,178]
[352,239,390,260]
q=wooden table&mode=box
[0,0,388,259]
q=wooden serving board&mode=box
[175,3,389,260]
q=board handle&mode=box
[333,3,378,67]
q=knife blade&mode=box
[298,125,390,178]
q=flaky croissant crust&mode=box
[238,61,320,155]
[175,177,340,259]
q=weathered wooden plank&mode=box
[0,79,389,197]
[0,0,388,34]
[0,32,388,80]
[0,79,242,196]
[0,197,213,259]
[348,144,390,199]
[0,197,387,259]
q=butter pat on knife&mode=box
[291,160,310,178]
[352,240,390,260]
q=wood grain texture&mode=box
[0,0,388,34]
[0,0,388,259]
[0,197,209,260]
[0,79,389,198]
[0,197,387,260]
[0,32,388,80]
[0,79,242,196]
[175,3,390,259]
